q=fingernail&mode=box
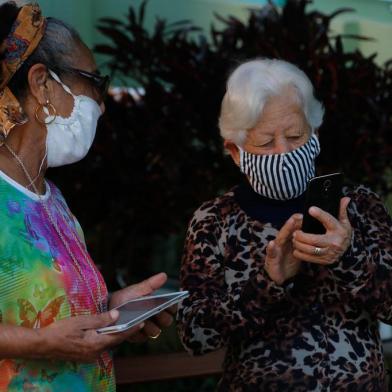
[110,309,119,320]
[139,322,145,329]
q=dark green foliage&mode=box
[48,0,392,290]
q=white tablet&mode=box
[96,291,189,335]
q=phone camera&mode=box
[323,179,332,192]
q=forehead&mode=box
[251,89,308,136]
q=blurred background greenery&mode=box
[34,0,392,67]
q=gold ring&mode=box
[314,247,322,256]
[149,330,162,340]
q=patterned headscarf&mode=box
[0,3,46,144]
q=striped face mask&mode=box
[238,134,320,200]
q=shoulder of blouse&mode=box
[189,186,241,225]
[343,184,391,230]
[343,184,386,208]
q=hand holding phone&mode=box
[302,173,343,234]
[293,173,352,265]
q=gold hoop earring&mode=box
[35,100,57,125]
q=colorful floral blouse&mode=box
[178,185,392,391]
[0,172,114,391]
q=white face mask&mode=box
[44,70,102,168]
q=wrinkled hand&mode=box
[109,273,174,342]
[264,214,303,285]
[292,197,352,265]
[42,310,144,362]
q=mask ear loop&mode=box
[48,70,75,98]
[235,144,245,169]
[49,69,104,116]
[47,69,81,124]
[236,144,244,153]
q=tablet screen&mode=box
[96,291,189,334]
[114,293,182,326]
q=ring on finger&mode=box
[313,246,323,256]
[149,330,162,340]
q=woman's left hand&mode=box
[292,197,352,265]
[109,272,174,342]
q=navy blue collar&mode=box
[233,181,305,229]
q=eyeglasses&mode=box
[50,66,111,101]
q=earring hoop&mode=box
[35,100,57,125]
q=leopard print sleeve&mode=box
[327,185,392,323]
[177,195,292,356]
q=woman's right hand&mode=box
[264,214,303,286]
[41,309,144,362]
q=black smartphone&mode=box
[302,173,343,234]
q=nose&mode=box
[274,138,291,154]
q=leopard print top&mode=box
[177,185,392,391]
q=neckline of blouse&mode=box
[0,169,51,201]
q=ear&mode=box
[27,63,51,104]
[224,140,241,167]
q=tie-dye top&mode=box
[0,171,114,391]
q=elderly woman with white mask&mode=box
[178,59,392,391]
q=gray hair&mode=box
[218,59,324,145]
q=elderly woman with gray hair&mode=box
[177,59,392,391]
